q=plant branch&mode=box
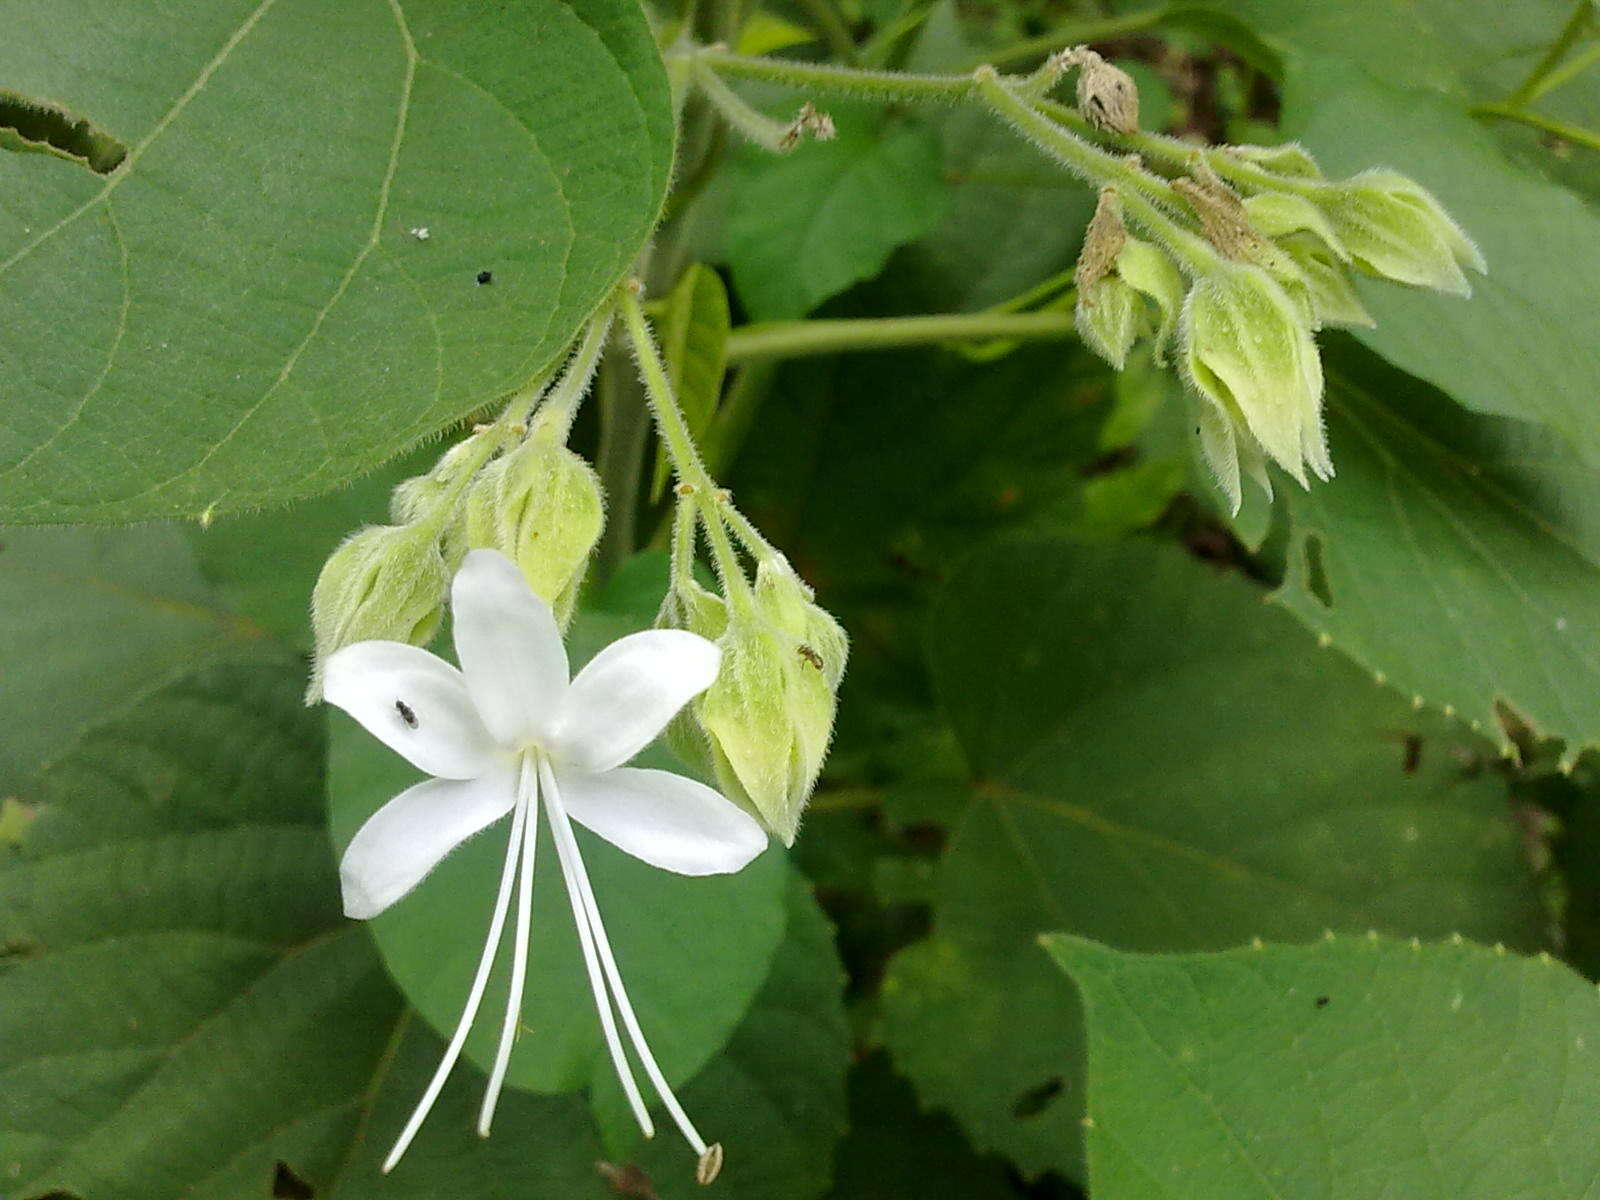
[690,45,977,103]
[724,310,1077,363]
[1470,101,1600,152]
[974,69,1216,270]
[1508,0,1597,106]
[972,6,1172,71]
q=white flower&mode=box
[324,549,767,1180]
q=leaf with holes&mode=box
[1048,932,1600,1200]
[0,0,672,523]
[1275,341,1600,760]
[879,537,1543,1181]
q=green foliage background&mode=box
[5,0,1600,1196]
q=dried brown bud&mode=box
[1172,158,1293,275]
[778,102,836,150]
[1075,50,1140,135]
[1074,187,1128,291]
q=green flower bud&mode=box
[461,416,604,626]
[1225,142,1323,179]
[1114,237,1185,363]
[308,522,448,700]
[1280,233,1374,330]
[657,579,732,772]
[1076,276,1141,370]
[389,437,485,526]
[1242,192,1349,261]
[1312,169,1485,296]
[1072,189,1146,370]
[693,562,848,845]
[1180,261,1330,512]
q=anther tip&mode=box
[696,1143,725,1185]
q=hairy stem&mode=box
[619,283,756,614]
[691,45,977,102]
[725,309,1076,363]
[974,70,1216,271]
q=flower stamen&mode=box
[478,755,540,1136]
[382,788,530,1173]
[540,755,657,1139]
[539,757,718,1166]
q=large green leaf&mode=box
[620,876,851,1200]
[0,0,672,523]
[825,1053,1015,1200]
[723,109,950,319]
[334,874,848,1200]
[0,659,404,1199]
[326,615,791,1100]
[1047,932,1600,1200]
[1283,59,1600,466]
[0,651,844,1199]
[0,525,274,793]
[1275,342,1600,758]
[879,537,1544,1180]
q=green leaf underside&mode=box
[723,110,950,319]
[1048,933,1600,1200]
[1278,56,1600,468]
[0,525,274,793]
[1277,343,1600,758]
[325,611,791,1097]
[0,0,672,523]
[880,537,1543,1180]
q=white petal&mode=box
[324,641,499,779]
[554,765,767,876]
[550,630,721,773]
[452,549,569,747]
[340,767,518,919]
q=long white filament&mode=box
[538,755,656,1138]
[478,755,539,1136]
[538,757,711,1157]
[382,783,531,1173]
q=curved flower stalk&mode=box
[323,549,767,1182]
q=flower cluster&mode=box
[1072,143,1483,512]
[982,51,1484,514]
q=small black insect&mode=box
[395,699,418,729]
[797,643,824,670]
[476,269,494,285]
[1314,995,1331,1009]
